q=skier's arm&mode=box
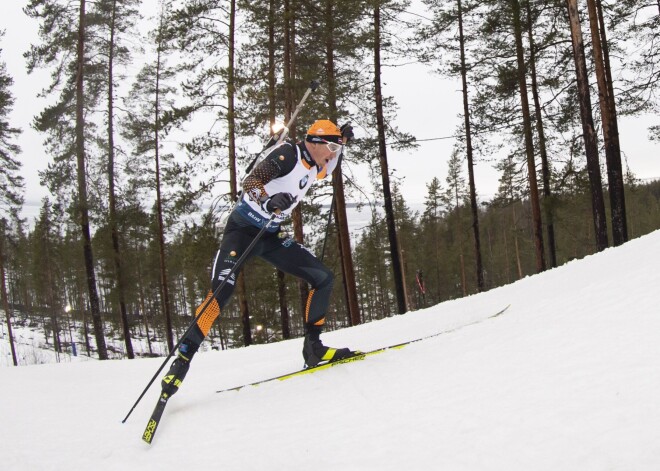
[243,143,297,207]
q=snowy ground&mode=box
[2,230,660,470]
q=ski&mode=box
[216,304,511,394]
[142,392,169,444]
[216,349,390,394]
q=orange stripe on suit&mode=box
[196,291,221,336]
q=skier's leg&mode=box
[261,236,353,366]
[162,227,260,396]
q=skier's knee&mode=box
[315,266,334,291]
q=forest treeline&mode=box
[0,0,658,364]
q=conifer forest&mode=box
[1,0,659,365]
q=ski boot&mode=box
[302,331,354,368]
[161,341,197,396]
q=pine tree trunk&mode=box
[76,0,108,359]
[107,0,133,359]
[277,270,291,339]
[510,0,546,273]
[565,0,609,251]
[284,0,309,320]
[512,205,523,279]
[0,225,18,366]
[374,2,406,314]
[525,0,558,268]
[154,10,174,352]
[238,271,252,346]
[135,240,153,355]
[457,0,485,291]
[588,0,628,246]
[324,0,361,326]
[268,0,291,338]
[77,287,91,356]
[225,0,252,347]
[268,0,277,129]
[42,214,61,359]
[399,246,411,309]
[453,189,467,297]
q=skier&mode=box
[161,119,355,397]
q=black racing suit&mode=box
[178,140,335,359]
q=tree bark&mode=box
[107,0,134,358]
[154,8,174,351]
[224,0,252,346]
[284,0,309,320]
[525,0,557,268]
[76,0,108,359]
[510,0,546,273]
[277,270,291,338]
[457,0,485,291]
[0,225,18,366]
[566,0,609,251]
[325,0,361,326]
[374,1,406,314]
[588,0,628,246]
[268,0,291,339]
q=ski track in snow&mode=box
[2,230,660,470]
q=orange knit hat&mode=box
[306,120,342,144]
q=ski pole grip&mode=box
[310,80,320,91]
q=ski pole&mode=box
[122,212,280,423]
[244,80,320,175]
[280,80,320,143]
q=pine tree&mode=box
[0,35,24,223]
[421,177,445,303]
[585,0,628,246]
[25,0,109,359]
[92,0,141,358]
[523,0,558,268]
[0,218,18,366]
[373,0,407,314]
[565,0,609,251]
[612,0,660,123]
[421,0,486,289]
[0,31,24,366]
[442,149,469,296]
[122,2,183,351]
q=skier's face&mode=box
[309,141,340,167]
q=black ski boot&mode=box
[161,355,190,397]
[161,341,197,397]
[302,328,353,367]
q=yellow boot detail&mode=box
[321,348,337,361]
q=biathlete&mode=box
[161,119,356,397]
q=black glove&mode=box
[265,192,295,213]
[340,123,354,142]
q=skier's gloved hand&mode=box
[265,192,295,213]
[340,123,354,142]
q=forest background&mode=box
[0,0,659,365]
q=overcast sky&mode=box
[2,1,659,224]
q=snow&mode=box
[2,230,660,470]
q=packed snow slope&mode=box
[3,230,660,471]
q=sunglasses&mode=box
[321,140,343,153]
